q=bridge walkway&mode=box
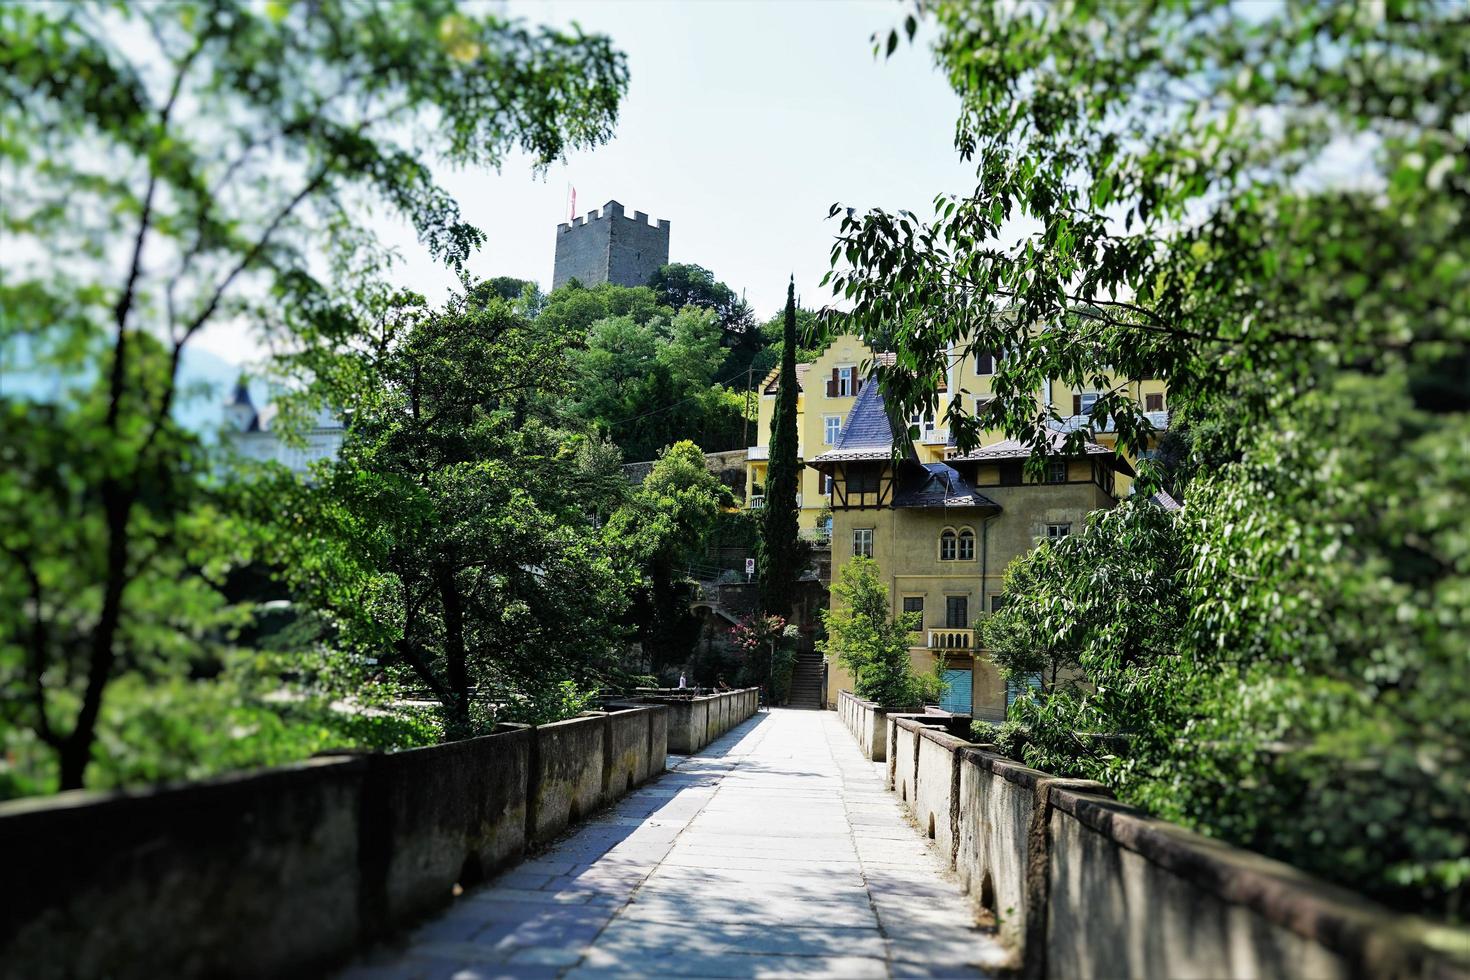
[343,708,1007,979]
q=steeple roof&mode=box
[810,379,913,463]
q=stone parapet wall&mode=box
[0,706,671,980]
[850,714,1470,980]
[637,688,759,755]
[837,689,912,762]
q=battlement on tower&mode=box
[553,199,670,290]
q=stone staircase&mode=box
[787,650,825,708]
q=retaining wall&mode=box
[846,714,1470,980]
[0,705,670,980]
[638,688,759,755]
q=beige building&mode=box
[746,336,1168,515]
[806,355,1159,720]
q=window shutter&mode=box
[827,368,838,397]
[854,376,863,394]
[1072,394,1082,415]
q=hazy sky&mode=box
[197,1,975,362]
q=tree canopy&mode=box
[859,1,1469,919]
[0,0,627,788]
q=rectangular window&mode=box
[846,469,879,493]
[989,594,1006,613]
[853,528,874,558]
[945,595,969,629]
[824,415,841,445]
[1077,391,1099,415]
[1146,392,1165,413]
[1046,523,1072,539]
[975,350,996,375]
[821,472,834,495]
[837,366,854,397]
[974,396,993,418]
[999,461,1023,486]
[1047,461,1067,483]
[902,596,924,626]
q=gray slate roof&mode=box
[892,462,999,510]
[810,380,906,463]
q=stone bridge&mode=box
[343,708,1007,978]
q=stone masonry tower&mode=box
[552,200,670,290]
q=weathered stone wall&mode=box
[0,706,673,980]
[847,714,1470,980]
[639,688,759,755]
[837,690,894,762]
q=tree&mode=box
[648,263,755,338]
[819,557,931,708]
[0,1,627,788]
[981,501,1187,784]
[831,2,1466,470]
[604,441,729,673]
[265,287,627,737]
[850,2,1470,918]
[757,279,804,616]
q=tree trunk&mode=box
[436,564,472,737]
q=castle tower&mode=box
[552,200,670,290]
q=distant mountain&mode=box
[1,342,261,442]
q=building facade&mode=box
[755,333,1169,719]
[552,200,670,290]
[744,333,1169,541]
[222,381,344,476]
[810,383,1137,720]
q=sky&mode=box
[198,0,976,363]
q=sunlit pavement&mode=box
[342,708,1007,979]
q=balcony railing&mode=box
[928,628,974,650]
[748,493,803,511]
[800,527,832,546]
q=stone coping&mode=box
[0,705,676,979]
[856,716,1470,979]
[1050,785,1470,974]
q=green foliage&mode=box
[757,280,806,616]
[820,557,928,709]
[968,719,1030,761]
[982,500,1188,786]
[541,281,748,460]
[1164,370,1470,920]
[604,441,728,672]
[851,0,1469,920]
[262,285,629,739]
[0,0,626,789]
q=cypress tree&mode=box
[758,278,803,617]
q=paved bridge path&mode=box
[345,708,1007,979]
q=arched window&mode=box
[939,529,958,561]
[957,528,975,561]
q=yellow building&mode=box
[744,334,891,543]
[809,367,1157,721]
[747,336,1169,516]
